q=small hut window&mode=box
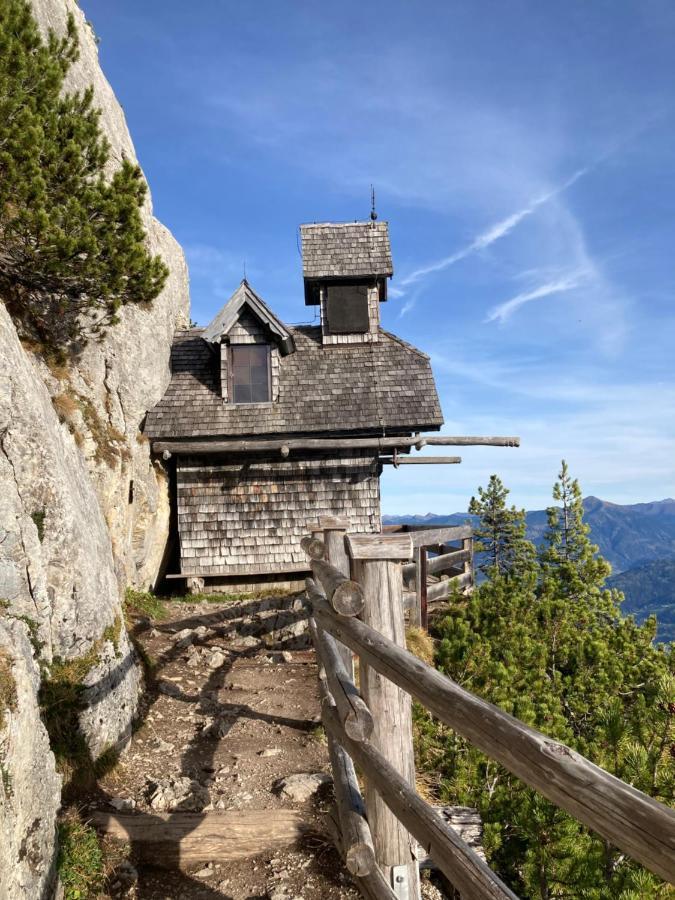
[325,284,370,333]
[229,344,271,403]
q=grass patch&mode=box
[124,588,167,622]
[171,587,297,605]
[0,649,17,731]
[52,392,79,424]
[78,396,130,468]
[406,626,435,665]
[39,619,122,792]
[57,814,104,900]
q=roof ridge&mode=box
[379,328,431,361]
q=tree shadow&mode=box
[55,591,339,899]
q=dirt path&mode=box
[92,593,361,900]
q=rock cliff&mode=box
[0,1,190,896]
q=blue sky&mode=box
[82,0,675,514]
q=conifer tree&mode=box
[420,467,675,899]
[540,460,611,600]
[468,474,535,578]
[0,0,168,350]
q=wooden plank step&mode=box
[90,809,311,868]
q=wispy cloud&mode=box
[485,271,586,324]
[397,166,591,295]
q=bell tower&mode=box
[300,219,393,345]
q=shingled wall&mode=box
[176,452,380,583]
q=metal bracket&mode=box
[391,865,409,899]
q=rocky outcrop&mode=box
[0,0,191,895]
[0,619,61,900]
[30,0,190,591]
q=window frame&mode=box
[228,342,272,405]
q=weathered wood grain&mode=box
[346,533,413,561]
[426,572,472,603]
[311,557,364,617]
[322,705,518,900]
[90,810,308,867]
[301,534,326,560]
[426,548,471,576]
[380,456,462,465]
[353,555,421,898]
[153,434,520,455]
[310,617,373,742]
[309,596,675,884]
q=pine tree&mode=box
[0,0,168,350]
[540,460,611,601]
[468,474,535,579]
[420,467,675,899]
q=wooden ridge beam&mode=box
[153,434,520,457]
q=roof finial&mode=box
[370,184,378,221]
[243,258,247,284]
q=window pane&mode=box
[231,346,252,366]
[233,383,252,403]
[250,382,269,402]
[250,365,268,384]
[230,344,270,403]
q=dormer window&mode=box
[230,344,271,403]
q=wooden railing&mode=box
[392,524,474,630]
[302,525,675,900]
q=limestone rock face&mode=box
[0,300,142,748]
[30,0,190,590]
[0,619,61,900]
[0,0,191,894]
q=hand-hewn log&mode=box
[311,557,364,617]
[400,525,473,548]
[322,705,517,900]
[309,618,373,742]
[346,533,413,561]
[426,572,472,603]
[352,552,421,899]
[152,434,520,456]
[424,435,519,447]
[326,809,397,900]
[90,810,308,868]
[426,548,471,576]
[321,521,354,676]
[301,534,326,560]
[309,596,675,884]
[381,456,462,465]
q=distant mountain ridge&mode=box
[384,497,675,642]
[383,496,675,575]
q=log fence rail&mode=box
[302,525,675,899]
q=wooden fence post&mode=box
[462,536,473,591]
[320,516,353,675]
[346,533,421,900]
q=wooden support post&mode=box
[320,516,353,676]
[419,549,428,631]
[463,536,474,591]
[346,533,421,900]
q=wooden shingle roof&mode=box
[300,221,393,280]
[145,326,443,440]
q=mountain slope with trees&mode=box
[415,464,675,899]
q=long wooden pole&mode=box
[153,435,520,456]
[309,596,675,884]
[349,536,421,899]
